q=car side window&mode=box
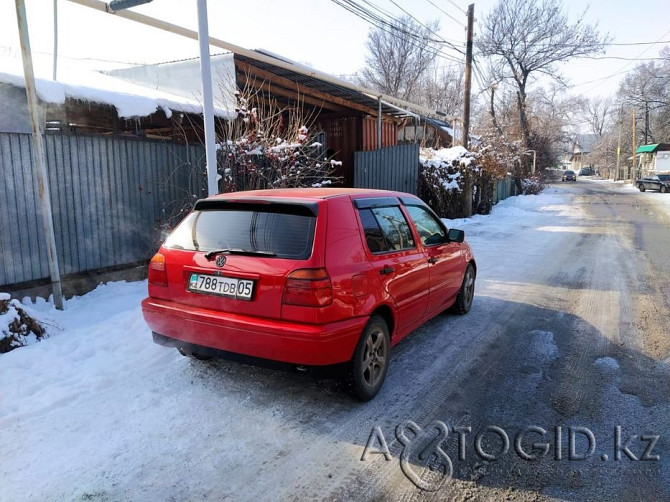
[358,206,415,253]
[405,205,447,246]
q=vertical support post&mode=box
[629,108,637,179]
[53,0,58,80]
[377,97,382,150]
[197,0,218,196]
[615,106,622,181]
[644,101,648,145]
[531,150,536,175]
[15,0,64,309]
[461,3,474,148]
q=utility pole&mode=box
[632,108,636,180]
[461,3,474,149]
[615,106,622,181]
[15,0,64,309]
[644,101,649,145]
[53,0,58,80]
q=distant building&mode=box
[570,134,599,172]
[635,143,670,177]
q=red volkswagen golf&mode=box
[142,188,476,400]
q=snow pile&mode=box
[0,293,48,353]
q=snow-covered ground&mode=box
[0,180,663,500]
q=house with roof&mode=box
[2,48,454,188]
[570,134,599,173]
[105,49,453,186]
[0,56,232,141]
[635,143,670,177]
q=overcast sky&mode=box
[1,0,669,101]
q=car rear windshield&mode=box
[658,174,670,181]
[164,205,316,259]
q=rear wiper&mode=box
[204,248,276,260]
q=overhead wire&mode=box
[385,0,465,53]
[422,0,465,25]
[329,0,465,64]
[572,28,670,94]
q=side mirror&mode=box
[448,228,465,243]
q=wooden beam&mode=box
[236,72,349,113]
[236,59,377,116]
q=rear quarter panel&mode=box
[324,196,392,323]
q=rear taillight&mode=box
[282,268,333,307]
[148,253,168,286]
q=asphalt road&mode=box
[238,179,670,502]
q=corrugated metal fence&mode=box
[493,176,517,204]
[0,133,205,287]
[353,143,419,194]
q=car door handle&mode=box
[428,257,438,264]
[380,266,394,275]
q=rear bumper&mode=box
[141,297,367,366]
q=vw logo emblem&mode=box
[215,255,226,267]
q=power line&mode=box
[584,56,666,61]
[422,0,464,26]
[606,40,670,46]
[330,0,465,63]
[575,28,670,95]
[0,45,143,66]
[385,0,466,53]
[446,0,467,15]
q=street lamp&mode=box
[107,0,153,12]
[525,150,536,175]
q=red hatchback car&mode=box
[142,188,476,400]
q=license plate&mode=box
[188,273,254,300]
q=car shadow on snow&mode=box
[172,296,670,501]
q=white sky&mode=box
[0,0,669,102]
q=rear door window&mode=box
[358,206,415,253]
[164,205,316,259]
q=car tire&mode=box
[350,315,390,401]
[661,185,667,193]
[452,264,476,315]
[639,184,646,192]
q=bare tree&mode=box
[477,0,608,160]
[417,65,464,116]
[359,16,441,101]
[617,48,670,143]
[584,97,614,137]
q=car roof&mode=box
[208,187,420,202]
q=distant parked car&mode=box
[636,174,670,193]
[579,167,594,176]
[562,170,577,182]
[142,188,477,400]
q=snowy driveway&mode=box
[2,181,670,501]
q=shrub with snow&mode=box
[419,136,544,218]
[217,90,340,192]
[521,176,544,195]
[419,146,480,218]
[0,293,47,354]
